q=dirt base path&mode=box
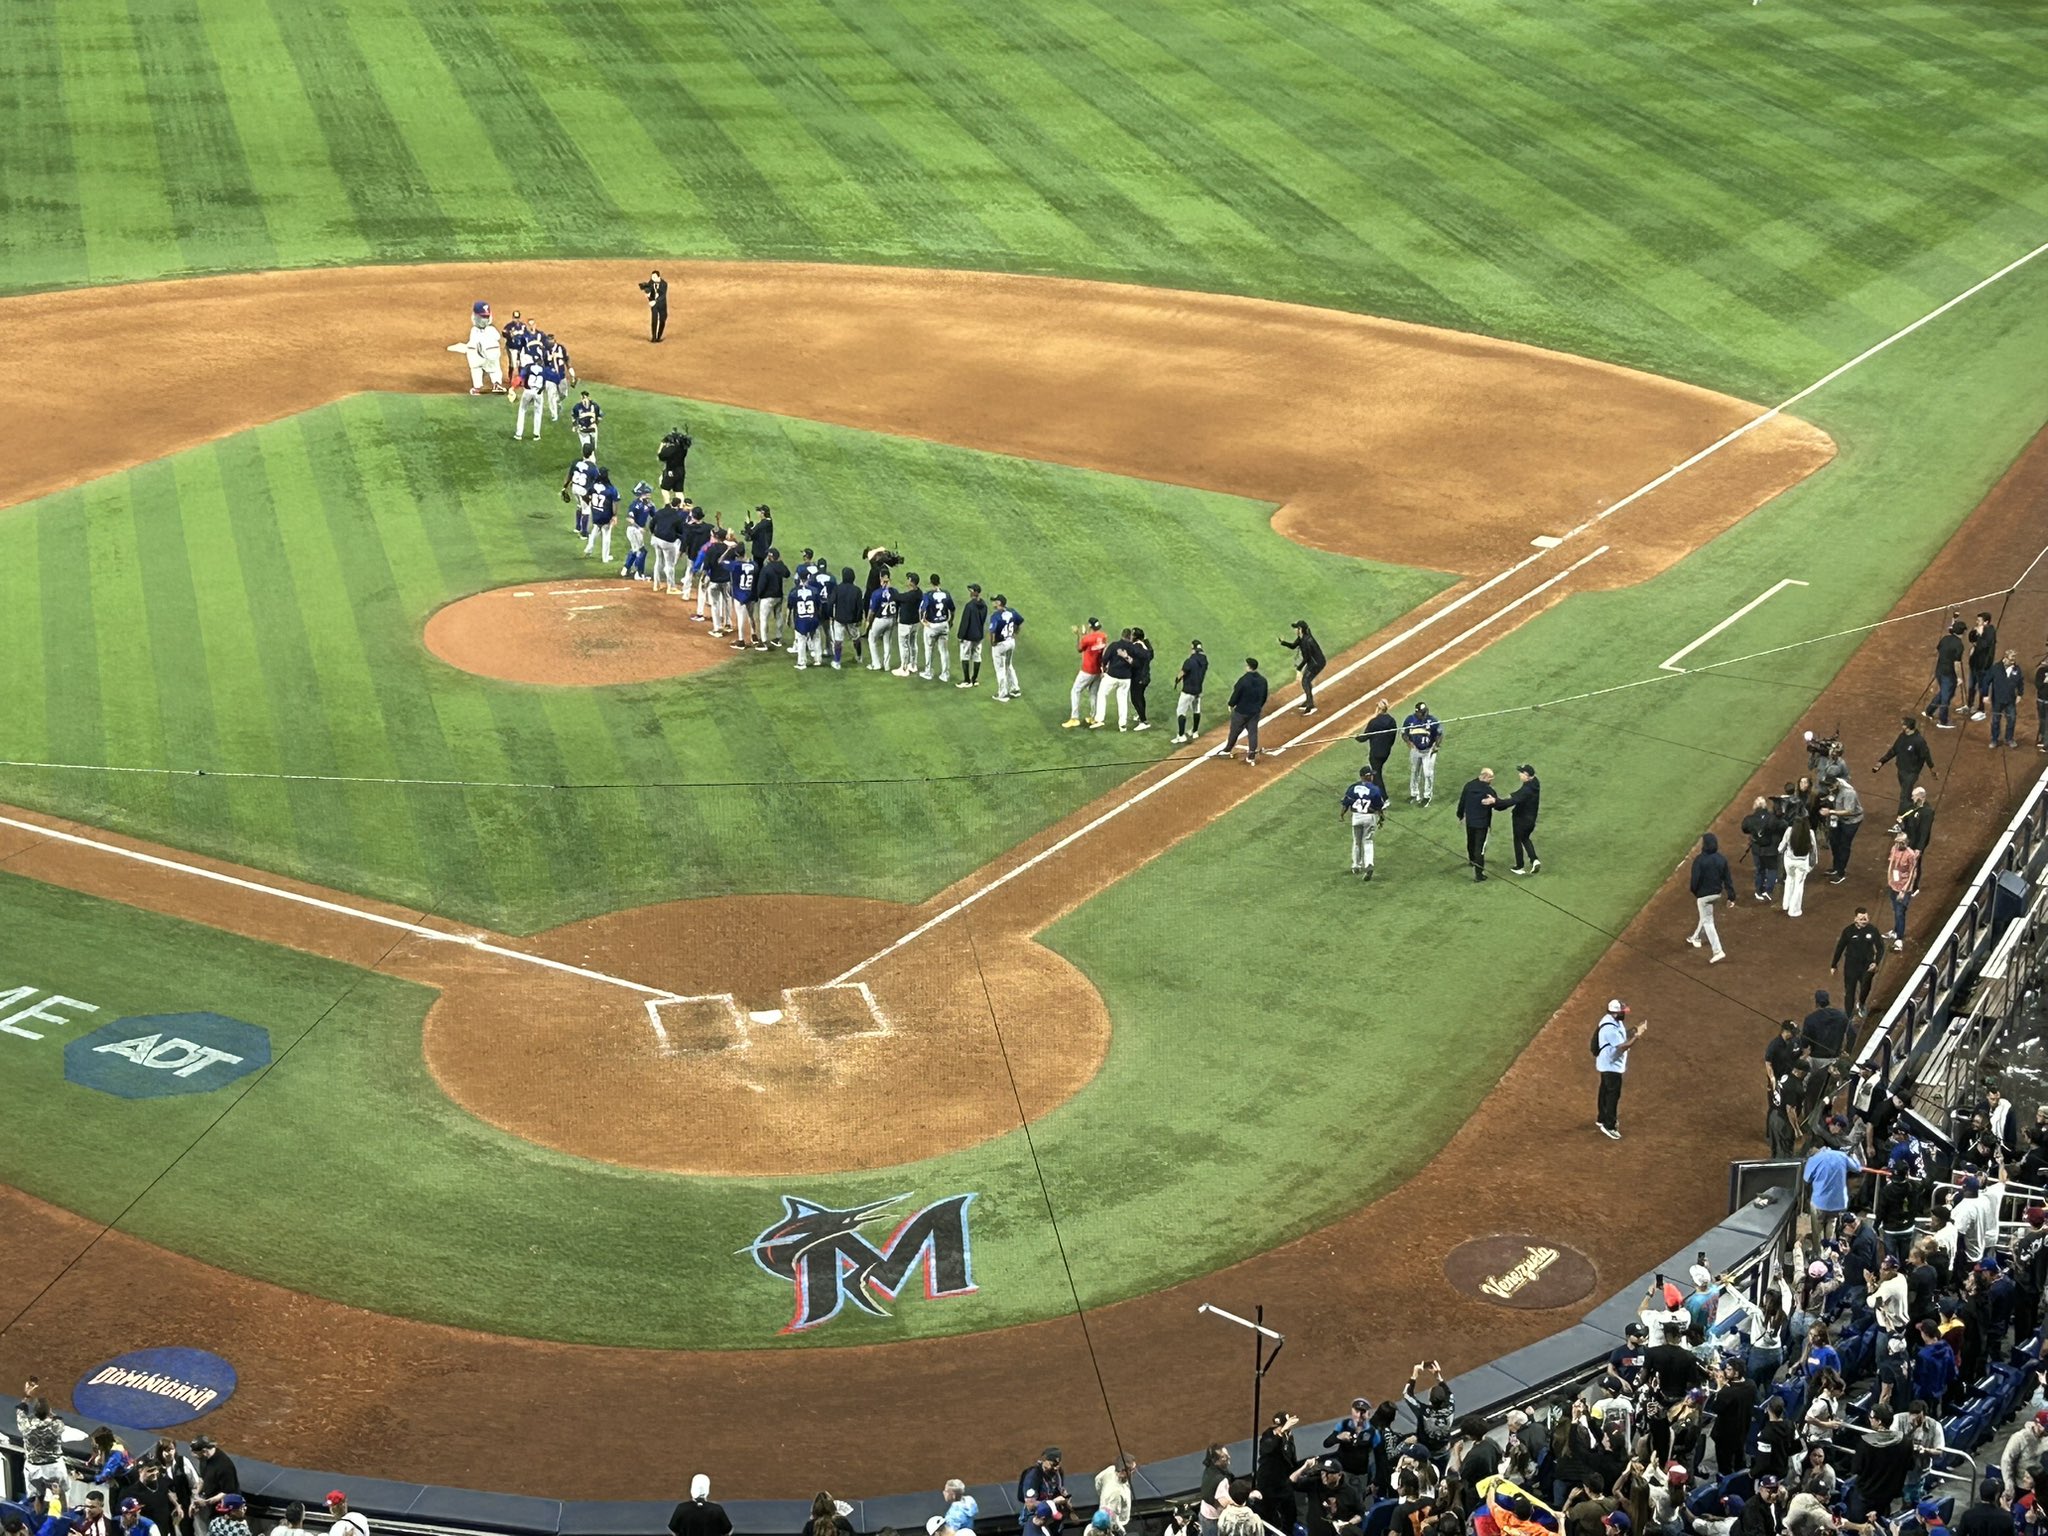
[0,260,1853,1497]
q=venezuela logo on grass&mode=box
[743,1192,977,1334]
[65,1013,272,1099]
[74,1347,237,1429]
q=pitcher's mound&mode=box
[424,579,734,686]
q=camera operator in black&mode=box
[862,546,903,600]
[1875,715,1937,812]
[656,426,692,493]
[638,270,668,342]
[745,505,773,565]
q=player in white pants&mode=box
[513,366,545,440]
[791,582,826,669]
[988,596,1023,701]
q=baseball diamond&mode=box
[5,0,2048,1517]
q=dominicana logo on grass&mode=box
[744,1193,977,1335]
[65,1013,271,1099]
[74,1347,237,1430]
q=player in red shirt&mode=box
[1065,618,1107,728]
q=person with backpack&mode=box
[1593,1000,1650,1141]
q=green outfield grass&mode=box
[5,0,2045,398]
[0,385,1446,932]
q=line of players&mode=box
[557,446,1028,692]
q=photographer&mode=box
[638,270,668,342]
[656,426,692,493]
[862,545,903,599]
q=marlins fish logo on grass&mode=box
[743,1193,977,1334]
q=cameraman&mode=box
[638,270,668,342]
[656,426,692,494]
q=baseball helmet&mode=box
[472,301,490,320]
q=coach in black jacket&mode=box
[1455,768,1497,883]
[956,584,989,689]
[1875,716,1937,811]
[1355,699,1399,782]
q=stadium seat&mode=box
[1361,1500,1400,1536]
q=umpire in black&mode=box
[1355,698,1398,785]
[639,269,669,342]
[1454,767,1497,882]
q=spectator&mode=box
[1685,833,1734,963]
[1793,1445,1836,1503]
[14,1388,66,1513]
[1095,1457,1136,1536]
[79,1493,112,1536]
[1956,1484,2011,1536]
[87,1428,132,1490]
[119,1499,160,1536]
[1708,1356,1757,1475]
[1216,1482,1263,1536]
[1886,834,1921,951]
[1951,1174,1997,1275]
[1751,1401,1797,1481]
[1197,1450,1233,1536]
[1324,1400,1379,1508]
[671,1478,732,1536]
[1779,815,1818,918]
[322,1496,365,1536]
[1292,1458,1363,1536]
[131,1464,185,1536]
[1802,1370,1846,1444]
[2001,1412,2048,1494]
[1800,990,1851,1089]
[206,1498,250,1536]
[936,1482,977,1535]
[268,1507,312,1536]
[1401,1364,1455,1455]
[1740,1477,1783,1536]
[1889,1399,1946,1506]
[1255,1415,1300,1532]
[1911,1320,1957,1408]
[1802,1140,1855,1239]
[190,1440,239,1518]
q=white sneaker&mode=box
[830,661,842,670]
[1686,936,1702,949]
[1133,722,1152,732]
[1710,952,1726,964]
[956,682,975,689]
[1598,1126,1622,1141]
[1893,938,1904,951]
[1971,710,1987,721]
[1171,735,1189,744]
[919,671,933,680]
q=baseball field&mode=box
[4,0,2048,1502]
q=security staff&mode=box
[1355,698,1398,786]
[1454,767,1497,882]
[1875,716,1937,812]
[1495,764,1542,873]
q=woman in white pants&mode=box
[1779,816,1817,917]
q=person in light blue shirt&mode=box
[938,1481,978,1532]
[1803,1143,1856,1238]
[1594,1000,1648,1141]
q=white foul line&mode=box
[1659,579,1809,672]
[0,812,683,1005]
[830,545,1610,984]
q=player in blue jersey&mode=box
[1340,766,1388,880]
[919,575,956,682]
[988,596,1024,702]
[621,482,655,581]
[540,334,573,422]
[562,449,597,537]
[1403,701,1444,805]
[726,545,759,650]
[790,576,826,670]
[867,576,902,673]
[582,469,619,562]
[513,359,546,441]
[571,391,602,457]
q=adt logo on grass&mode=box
[74,1347,236,1429]
[65,1013,271,1099]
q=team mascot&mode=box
[447,301,504,394]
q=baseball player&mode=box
[700,525,733,634]
[1093,628,1137,730]
[989,595,1024,701]
[540,333,574,420]
[647,497,686,593]
[502,310,531,361]
[1340,765,1387,879]
[828,565,863,670]
[583,469,618,561]
[786,547,820,652]
[1173,640,1209,743]
[562,448,597,536]
[727,543,759,650]
[1065,618,1107,727]
[755,546,790,652]
[1402,700,1443,805]
[621,481,655,580]
[449,301,504,393]
[571,391,602,456]
[955,583,988,688]
[892,573,924,675]
[791,573,826,670]
[917,574,956,681]
[512,359,546,440]
[680,503,711,604]
[867,575,902,672]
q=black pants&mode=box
[1844,965,1875,1016]
[650,303,667,342]
[1465,822,1488,879]
[1131,679,1148,722]
[1224,710,1260,758]
[1298,658,1324,711]
[1829,818,1860,875]
[1597,1070,1625,1131]
[1895,768,1920,813]
[1512,820,1538,869]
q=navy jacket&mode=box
[1689,834,1736,899]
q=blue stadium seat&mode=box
[1361,1500,1399,1536]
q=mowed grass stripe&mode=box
[0,2,88,291]
[426,2,737,257]
[81,477,167,817]
[127,460,235,845]
[693,2,1003,264]
[36,499,105,791]
[0,515,50,766]
[542,0,825,256]
[191,0,373,271]
[850,0,1272,294]
[766,0,1091,264]
[264,0,460,261]
[126,0,279,275]
[50,1,181,282]
[401,0,635,255]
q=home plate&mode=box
[748,1009,785,1026]
[1530,535,1562,549]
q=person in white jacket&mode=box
[1780,816,1818,917]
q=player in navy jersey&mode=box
[867,576,902,673]
[727,548,759,650]
[571,391,602,456]
[621,482,655,581]
[828,566,863,670]
[540,335,572,421]
[582,470,619,563]
[1340,766,1388,880]
[562,450,597,537]
[919,575,955,682]
[988,596,1024,702]
[791,577,826,670]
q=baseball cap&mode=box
[1624,1322,1648,1338]
[1962,1174,1981,1192]
[120,1502,140,1515]
[928,1520,947,1536]
[220,1497,246,1513]
[633,481,651,495]
[1091,1514,1113,1533]
[968,583,981,593]
[1607,999,1627,1015]
[190,1437,217,1451]
[1320,1457,1344,1473]
[1814,989,1830,1004]
[1979,1257,2001,1272]
[2035,1409,2048,1430]
[1807,1260,1830,1280]
[1665,1465,1688,1486]
[1517,764,1535,776]
[1352,1397,1371,1409]
[2030,1205,2047,1228]
[1603,1515,1631,1533]
[1917,1502,1941,1521]
[1755,1476,1781,1491]
[1881,1254,1900,1270]
[1043,1448,1063,1463]
[1086,618,1099,628]
[325,1494,348,1508]
[1689,1263,1712,1287]
[1723,1498,1746,1516]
